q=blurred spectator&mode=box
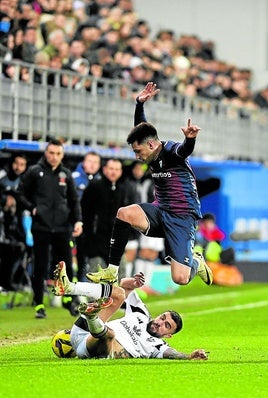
[1,30,15,60]
[96,46,117,78]
[152,62,178,93]
[33,50,50,83]
[13,26,38,63]
[72,151,102,199]
[0,153,27,204]
[14,27,24,47]
[47,54,63,85]
[131,19,150,39]
[105,6,124,31]
[254,86,268,109]
[20,65,31,82]
[216,73,238,100]
[135,234,164,281]
[0,153,28,291]
[99,28,120,57]
[42,28,66,60]
[79,25,102,61]
[65,38,86,67]
[123,161,162,279]
[57,40,70,65]
[83,61,106,93]
[129,62,147,85]
[0,11,12,44]
[16,1,39,30]
[72,151,102,281]
[124,161,164,279]
[40,9,77,45]
[81,158,136,281]
[195,213,235,265]
[2,61,18,80]
[71,57,90,90]
[117,0,134,13]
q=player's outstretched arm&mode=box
[181,118,201,138]
[136,81,160,103]
[120,272,145,297]
[163,347,208,360]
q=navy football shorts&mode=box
[138,203,197,267]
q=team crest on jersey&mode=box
[59,172,67,186]
[159,160,163,168]
[133,325,142,336]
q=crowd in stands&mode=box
[1,0,268,119]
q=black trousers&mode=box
[75,234,86,281]
[0,241,24,290]
[32,230,72,305]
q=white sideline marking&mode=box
[185,300,268,317]
[150,288,266,307]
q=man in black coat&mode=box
[81,158,136,280]
[18,139,83,318]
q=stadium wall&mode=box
[191,158,268,267]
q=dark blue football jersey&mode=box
[149,139,201,217]
[134,100,202,218]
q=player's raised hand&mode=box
[137,82,160,103]
[133,272,145,287]
[119,272,145,290]
[181,118,201,138]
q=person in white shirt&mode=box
[53,261,208,361]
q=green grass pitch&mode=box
[1,279,267,398]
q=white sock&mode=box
[86,315,106,336]
[70,282,103,298]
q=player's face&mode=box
[147,312,178,338]
[45,144,64,169]
[131,141,155,164]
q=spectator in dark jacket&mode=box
[72,151,102,281]
[81,158,136,281]
[18,139,83,319]
[0,154,28,291]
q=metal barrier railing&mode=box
[1,58,267,162]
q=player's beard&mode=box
[146,320,160,337]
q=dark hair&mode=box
[46,138,63,149]
[11,153,27,162]
[104,158,122,167]
[127,122,158,145]
[169,310,183,334]
[202,213,216,222]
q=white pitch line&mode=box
[148,289,262,307]
[184,300,268,317]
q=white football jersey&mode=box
[107,290,169,358]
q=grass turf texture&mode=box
[1,279,267,398]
